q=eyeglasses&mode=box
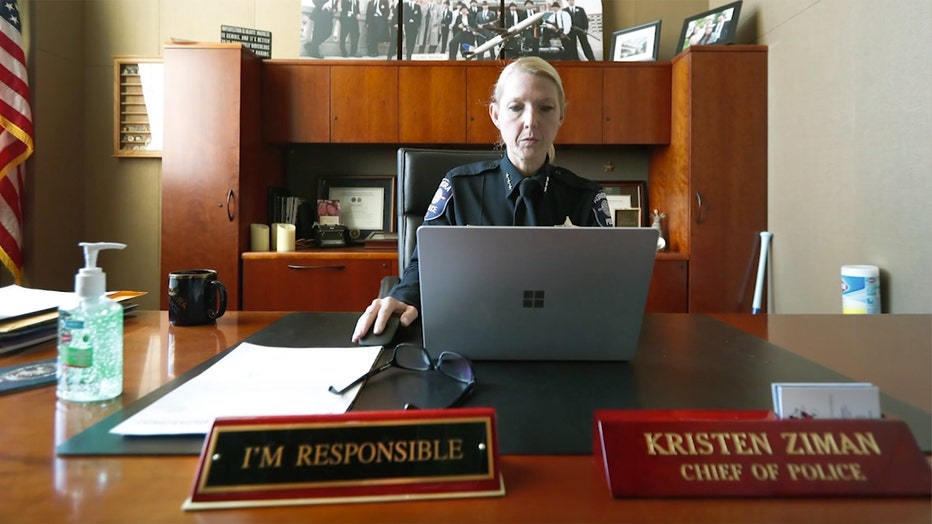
[328,343,476,408]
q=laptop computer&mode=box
[416,226,659,361]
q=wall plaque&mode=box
[220,25,272,58]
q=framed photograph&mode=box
[676,0,742,54]
[317,175,396,238]
[614,209,642,228]
[610,20,661,62]
[602,181,647,227]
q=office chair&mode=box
[378,147,503,296]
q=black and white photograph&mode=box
[300,0,603,61]
[676,0,742,54]
[610,19,660,62]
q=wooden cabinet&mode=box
[161,44,283,310]
[465,64,501,144]
[646,258,688,313]
[331,65,399,143]
[554,64,603,144]
[167,48,766,313]
[399,63,466,144]
[261,61,671,146]
[650,46,768,313]
[263,62,329,143]
[242,250,398,311]
[603,64,671,145]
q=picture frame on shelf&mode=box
[317,175,396,242]
[610,19,661,62]
[614,209,642,228]
[602,181,647,227]
[676,0,742,54]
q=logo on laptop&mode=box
[523,290,545,308]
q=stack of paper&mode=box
[0,285,146,355]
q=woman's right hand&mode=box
[351,296,419,344]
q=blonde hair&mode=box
[490,57,566,161]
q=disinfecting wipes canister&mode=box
[841,265,881,314]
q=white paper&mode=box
[0,285,73,321]
[605,195,635,227]
[110,342,381,436]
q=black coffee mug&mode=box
[168,269,228,326]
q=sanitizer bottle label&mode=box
[59,315,93,368]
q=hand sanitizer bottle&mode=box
[57,242,127,402]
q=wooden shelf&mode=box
[114,56,163,157]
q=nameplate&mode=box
[183,408,503,510]
[594,410,931,497]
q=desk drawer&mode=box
[243,251,398,312]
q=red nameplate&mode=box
[184,408,503,510]
[594,410,931,497]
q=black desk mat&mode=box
[58,313,932,456]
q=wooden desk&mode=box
[1,312,929,523]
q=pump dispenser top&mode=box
[75,242,126,299]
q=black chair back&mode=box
[395,148,503,269]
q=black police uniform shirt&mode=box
[387,153,613,308]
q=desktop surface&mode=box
[1,312,929,523]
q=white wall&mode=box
[730,0,932,313]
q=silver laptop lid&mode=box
[417,226,659,361]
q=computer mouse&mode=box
[358,314,400,346]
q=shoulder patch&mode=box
[594,191,613,227]
[425,177,453,221]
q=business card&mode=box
[771,382,881,419]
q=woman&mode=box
[352,56,612,343]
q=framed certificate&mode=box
[318,175,396,240]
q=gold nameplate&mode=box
[183,408,503,510]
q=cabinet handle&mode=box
[226,189,235,222]
[287,264,346,271]
[695,192,703,224]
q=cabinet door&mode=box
[685,48,767,313]
[399,63,466,143]
[243,254,398,312]
[263,63,330,143]
[645,259,688,313]
[331,65,399,143]
[465,64,501,145]
[602,64,671,144]
[554,64,602,144]
[162,46,248,309]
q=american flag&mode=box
[0,0,34,284]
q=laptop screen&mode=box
[417,226,659,361]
